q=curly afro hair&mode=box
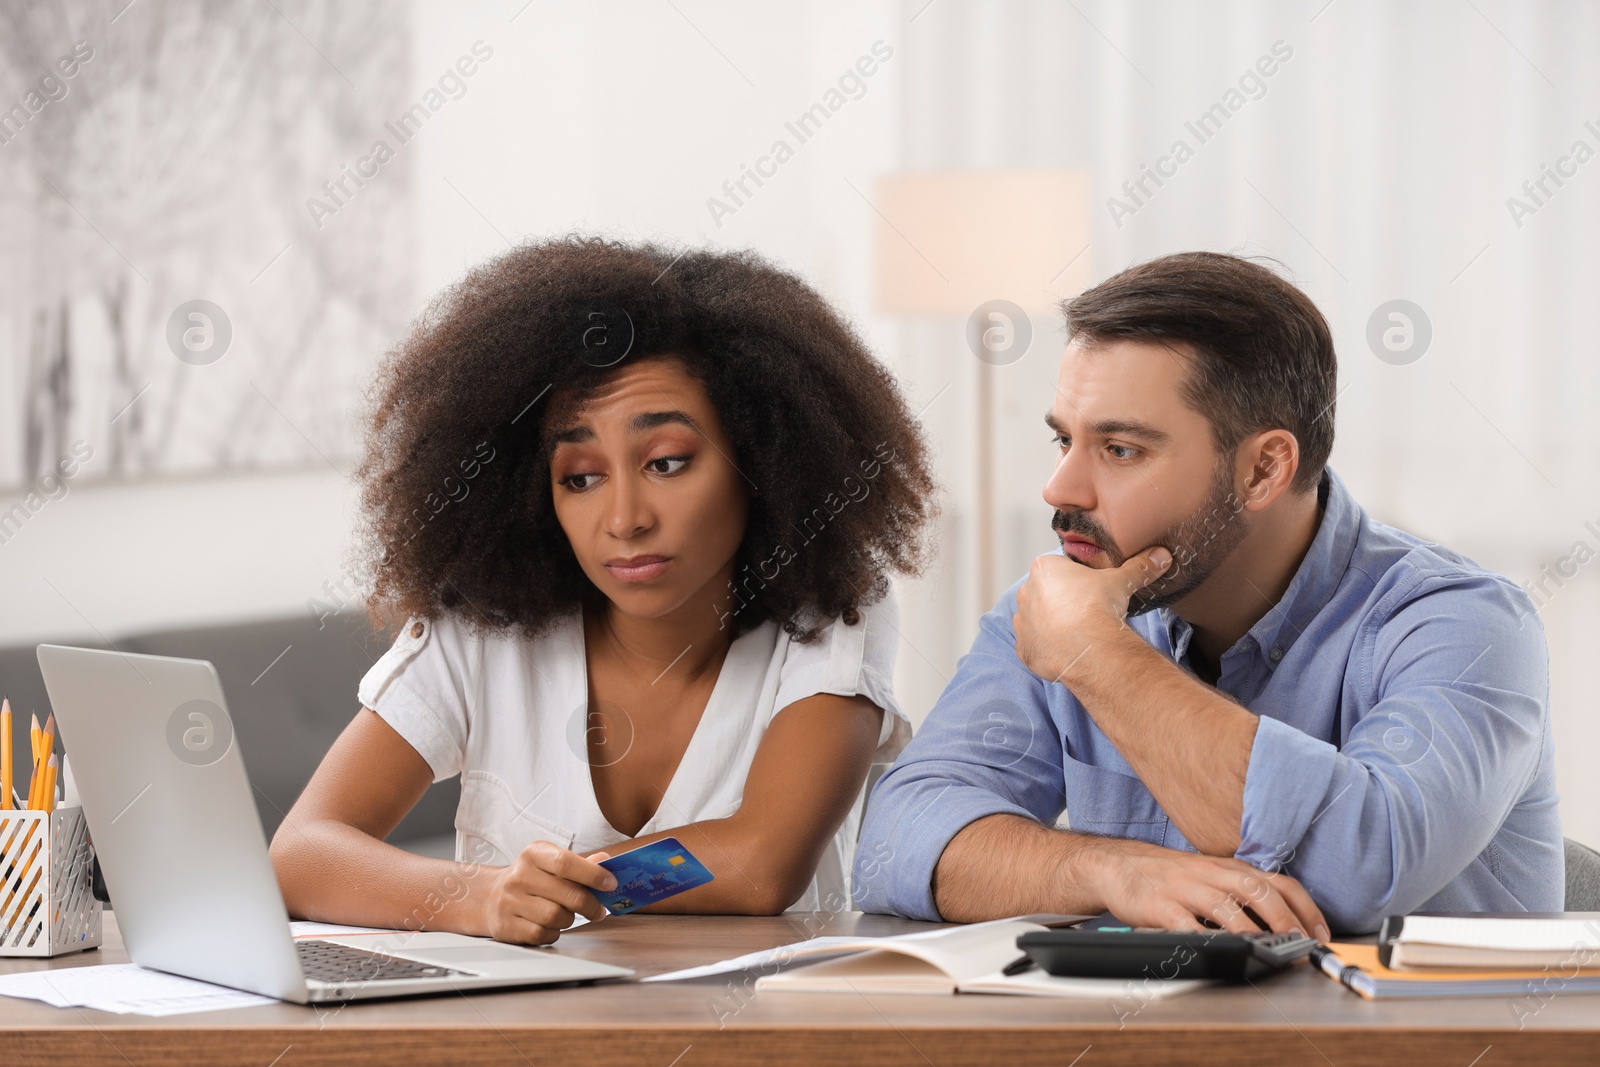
[356,235,937,643]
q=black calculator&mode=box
[1016,927,1319,982]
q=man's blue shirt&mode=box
[854,466,1564,932]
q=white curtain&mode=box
[884,0,1600,847]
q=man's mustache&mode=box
[1050,509,1119,561]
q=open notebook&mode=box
[753,918,1210,999]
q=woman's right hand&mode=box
[479,841,617,945]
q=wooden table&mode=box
[3,911,1598,1065]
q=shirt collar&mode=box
[1159,465,1360,670]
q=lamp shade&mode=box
[870,169,1093,316]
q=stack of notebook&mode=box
[1318,915,1600,1000]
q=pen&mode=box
[1002,953,1036,976]
[1309,944,1357,987]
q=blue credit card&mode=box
[591,837,715,915]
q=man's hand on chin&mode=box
[1013,545,1172,683]
[1069,836,1330,940]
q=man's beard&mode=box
[1050,460,1247,617]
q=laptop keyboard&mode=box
[296,939,469,984]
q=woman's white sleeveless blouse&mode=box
[357,589,909,912]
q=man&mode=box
[854,252,1563,935]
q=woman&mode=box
[270,237,935,945]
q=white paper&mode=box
[0,963,275,1016]
[641,916,1084,984]
[287,917,592,941]
[288,920,403,938]
[642,936,866,982]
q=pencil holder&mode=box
[0,805,102,957]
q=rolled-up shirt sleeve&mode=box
[1235,573,1553,932]
[853,584,1064,920]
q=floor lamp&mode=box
[870,169,1092,608]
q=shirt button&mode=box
[1269,645,1284,663]
[410,621,425,638]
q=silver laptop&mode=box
[35,643,632,1003]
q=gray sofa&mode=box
[0,611,459,860]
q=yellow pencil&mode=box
[35,715,54,812]
[30,712,40,768]
[42,754,58,814]
[1,697,12,810]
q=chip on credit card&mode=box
[591,836,715,915]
